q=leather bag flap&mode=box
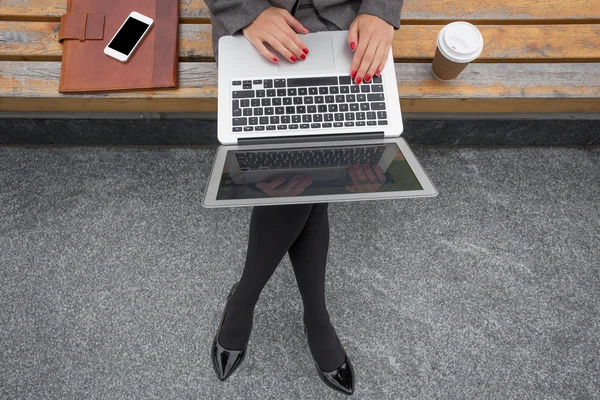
[59,12,105,43]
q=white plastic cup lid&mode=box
[437,22,483,63]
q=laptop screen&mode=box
[214,143,423,201]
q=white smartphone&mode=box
[104,12,154,62]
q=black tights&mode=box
[218,203,345,371]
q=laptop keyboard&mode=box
[231,75,387,133]
[235,146,387,171]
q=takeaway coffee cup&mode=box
[432,22,484,81]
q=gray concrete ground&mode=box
[1,147,599,400]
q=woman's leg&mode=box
[218,204,314,350]
[288,203,345,371]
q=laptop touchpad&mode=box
[278,35,335,73]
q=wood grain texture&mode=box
[3,22,600,62]
[2,62,599,113]
[2,0,599,23]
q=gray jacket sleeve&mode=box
[204,0,272,35]
[358,0,404,29]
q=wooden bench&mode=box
[1,0,599,114]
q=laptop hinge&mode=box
[238,132,384,145]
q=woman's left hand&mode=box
[347,14,394,84]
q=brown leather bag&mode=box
[58,0,178,93]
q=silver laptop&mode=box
[203,31,437,207]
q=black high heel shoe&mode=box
[211,282,247,381]
[304,324,355,395]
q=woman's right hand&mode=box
[242,7,310,64]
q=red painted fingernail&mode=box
[365,75,371,82]
[351,70,357,78]
[356,77,362,84]
[375,69,381,76]
[303,26,309,31]
[300,53,306,60]
[290,55,297,62]
[350,42,356,50]
[303,48,309,54]
[272,57,279,63]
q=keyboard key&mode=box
[367,112,376,120]
[287,77,338,87]
[243,83,252,89]
[256,90,266,97]
[233,126,242,132]
[283,97,292,105]
[244,126,254,131]
[325,96,335,103]
[267,89,276,97]
[233,90,254,98]
[233,109,242,117]
[372,85,384,92]
[232,99,239,108]
[304,97,313,104]
[292,115,301,123]
[356,121,366,126]
[318,105,327,112]
[300,124,310,129]
[278,89,287,97]
[345,122,355,127]
[260,117,269,124]
[339,104,349,112]
[265,107,274,115]
[336,95,345,103]
[255,126,265,131]
[270,116,280,124]
[371,102,386,110]
[232,80,241,86]
[289,124,299,129]
[373,75,383,83]
[368,93,385,102]
[275,107,285,115]
[272,98,282,105]
[357,94,366,102]
[315,96,324,104]
[345,113,355,120]
[274,79,286,87]
[253,79,262,84]
[264,79,273,88]
[323,123,333,128]
[356,112,366,120]
[294,97,303,105]
[243,108,252,116]
[251,99,260,107]
[341,86,350,93]
[281,115,291,123]
[277,125,288,130]
[367,120,377,126]
[286,106,295,114]
[319,87,329,94]
[287,88,297,96]
[350,103,359,111]
[360,103,370,111]
[299,88,308,95]
[346,94,356,102]
[307,105,317,113]
[297,106,306,113]
[378,120,388,125]
[377,111,387,119]
[267,125,277,130]
[313,114,323,122]
[339,76,352,85]
[361,85,371,93]
[350,86,360,93]
[335,113,344,121]
[302,114,312,123]
[253,108,263,116]
[249,117,258,125]
[261,98,271,106]
[311,123,321,128]
[328,104,338,112]
[330,86,339,94]
[324,114,334,121]
[334,122,343,127]
[309,87,318,95]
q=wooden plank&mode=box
[2,0,599,23]
[2,62,600,113]
[3,22,600,62]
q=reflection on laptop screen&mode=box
[216,143,422,201]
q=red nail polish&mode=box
[300,53,306,60]
[351,70,357,78]
[350,42,356,50]
[365,75,371,82]
[303,48,309,54]
[356,77,362,84]
[375,69,381,76]
[272,57,279,63]
[303,26,309,31]
[290,55,297,62]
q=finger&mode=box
[374,45,390,77]
[267,177,286,190]
[249,36,280,63]
[362,164,379,184]
[348,168,366,193]
[282,12,310,35]
[365,41,385,82]
[373,165,387,183]
[290,176,312,195]
[356,39,379,83]
[346,182,357,193]
[264,32,296,63]
[350,31,372,82]
[346,22,358,53]
[353,163,369,182]
[275,22,308,60]
[283,175,302,191]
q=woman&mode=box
[205,0,403,395]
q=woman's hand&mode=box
[243,7,310,64]
[347,14,394,84]
[257,175,313,197]
[346,164,386,193]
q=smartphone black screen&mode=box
[108,17,150,55]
